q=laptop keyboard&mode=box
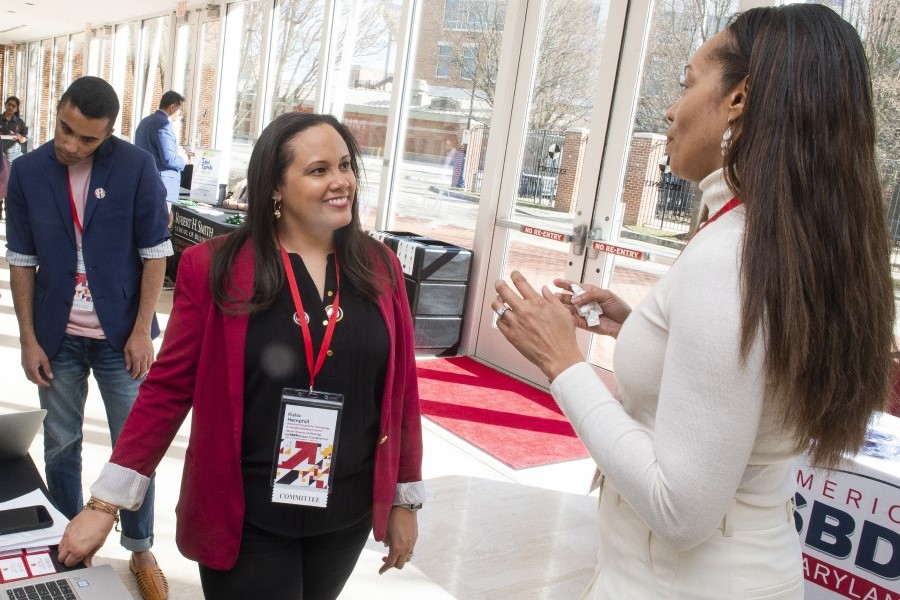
[4,579,77,599]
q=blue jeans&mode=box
[38,334,155,552]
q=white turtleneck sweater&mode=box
[551,169,796,551]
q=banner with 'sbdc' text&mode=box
[794,455,900,599]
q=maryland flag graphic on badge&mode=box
[276,439,333,489]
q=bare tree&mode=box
[529,0,604,130]
[444,0,605,130]
[634,0,734,134]
[858,0,900,163]
[268,0,324,117]
[636,0,899,163]
[233,0,397,131]
[232,3,266,135]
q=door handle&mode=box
[587,227,603,259]
[494,220,593,258]
[571,224,587,256]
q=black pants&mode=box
[198,514,373,600]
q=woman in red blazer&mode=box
[58,113,424,600]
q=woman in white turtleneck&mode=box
[491,5,894,599]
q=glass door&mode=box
[475,0,745,386]
[578,0,739,372]
[473,0,633,387]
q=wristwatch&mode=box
[397,503,423,512]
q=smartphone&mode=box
[0,505,54,535]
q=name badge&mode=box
[271,388,344,508]
[72,249,95,313]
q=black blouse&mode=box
[241,253,389,536]
[0,115,26,156]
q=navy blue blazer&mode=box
[133,110,185,174]
[5,136,171,358]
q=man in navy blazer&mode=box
[134,90,191,209]
[5,77,171,600]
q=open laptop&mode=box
[0,564,133,599]
[0,410,46,461]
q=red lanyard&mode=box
[696,196,741,234]
[66,170,83,234]
[279,245,340,391]
[677,196,741,260]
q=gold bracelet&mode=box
[84,498,121,532]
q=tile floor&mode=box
[0,223,601,599]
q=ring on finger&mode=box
[495,305,510,318]
[407,552,414,560]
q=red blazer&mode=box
[110,237,423,570]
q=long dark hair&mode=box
[210,112,394,312]
[718,4,894,467]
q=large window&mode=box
[173,20,196,147]
[443,0,507,32]
[196,19,220,149]
[38,40,52,145]
[49,36,68,133]
[25,43,40,144]
[436,43,451,78]
[384,0,508,250]
[70,33,85,81]
[461,44,476,80]
[86,28,112,79]
[220,0,266,187]
[326,0,401,231]
[112,22,140,138]
[267,0,323,120]
[14,45,27,111]
[137,16,170,121]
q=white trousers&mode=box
[582,480,804,599]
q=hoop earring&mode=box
[720,126,733,156]
[273,196,282,220]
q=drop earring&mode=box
[720,125,733,156]
[273,196,282,220]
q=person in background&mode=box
[134,90,192,210]
[491,5,893,598]
[58,112,424,600]
[1,96,27,162]
[0,95,28,220]
[5,76,172,600]
[443,136,465,188]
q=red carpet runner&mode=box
[416,356,590,469]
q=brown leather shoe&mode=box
[129,552,169,600]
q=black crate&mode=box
[404,278,467,316]
[396,238,473,283]
[370,231,472,355]
[368,230,426,252]
[412,315,463,350]
[371,231,472,282]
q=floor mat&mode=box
[416,356,590,469]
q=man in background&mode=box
[135,90,192,210]
[5,76,171,600]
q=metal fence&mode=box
[517,129,565,206]
[632,159,900,254]
[636,170,697,234]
